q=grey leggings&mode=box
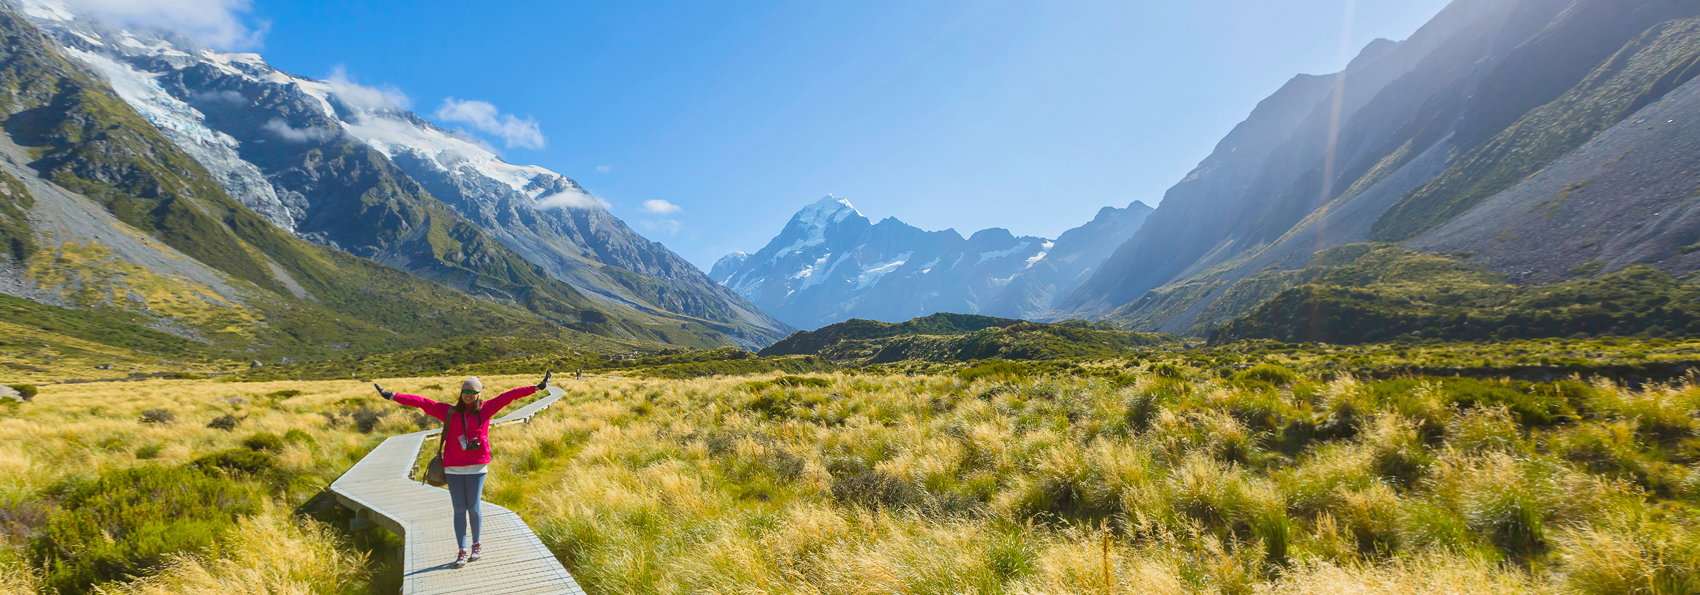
[446,473,486,550]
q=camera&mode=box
[459,435,484,450]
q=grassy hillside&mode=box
[760,313,1180,364]
[761,313,1024,356]
[1212,245,1700,345]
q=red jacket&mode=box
[393,385,536,467]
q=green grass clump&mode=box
[189,449,277,477]
[28,466,264,594]
[240,432,283,453]
[282,428,315,445]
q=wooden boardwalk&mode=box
[330,386,585,594]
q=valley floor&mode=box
[1,355,1697,594]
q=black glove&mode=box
[374,383,395,400]
[535,370,552,390]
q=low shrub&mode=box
[28,466,263,594]
[282,428,314,444]
[205,413,242,431]
[138,409,174,425]
[190,448,276,476]
[1233,364,1300,387]
[134,444,163,460]
[241,432,283,453]
[7,384,36,401]
[350,406,387,433]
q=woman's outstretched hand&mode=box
[374,383,395,400]
[535,370,552,391]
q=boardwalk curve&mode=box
[330,386,584,594]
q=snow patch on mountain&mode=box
[1024,241,1055,268]
[856,252,911,290]
[978,241,1031,265]
[57,44,295,230]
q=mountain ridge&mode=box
[718,195,1151,330]
[8,0,793,350]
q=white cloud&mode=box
[262,118,333,143]
[641,199,681,215]
[535,188,608,210]
[433,98,545,149]
[325,66,410,112]
[595,165,611,173]
[65,0,267,50]
[639,219,683,235]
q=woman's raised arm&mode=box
[375,383,448,420]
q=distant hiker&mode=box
[375,371,551,568]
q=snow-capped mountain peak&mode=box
[720,196,1077,329]
[792,194,862,227]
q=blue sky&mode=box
[93,0,1451,269]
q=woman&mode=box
[375,371,551,568]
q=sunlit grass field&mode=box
[2,364,1698,593]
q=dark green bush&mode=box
[350,406,387,433]
[264,389,302,399]
[29,466,262,594]
[7,384,36,400]
[241,432,283,453]
[134,444,163,460]
[205,413,242,430]
[190,448,276,476]
[138,409,174,424]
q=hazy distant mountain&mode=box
[982,201,1151,320]
[10,0,791,349]
[710,251,750,284]
[1052,0,1700,336]
[719,195,1151,330]
[717,196,1045,329]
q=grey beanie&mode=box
[461,376,483,393]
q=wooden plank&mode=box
[327,386,584,594]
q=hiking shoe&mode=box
[452,549,468,568]
[468,542,483,562]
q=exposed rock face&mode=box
[1051,0,1700,336]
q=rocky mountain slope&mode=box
[1052,0,1700,337]
[8,0,790,350]
[717,196,1151,330]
